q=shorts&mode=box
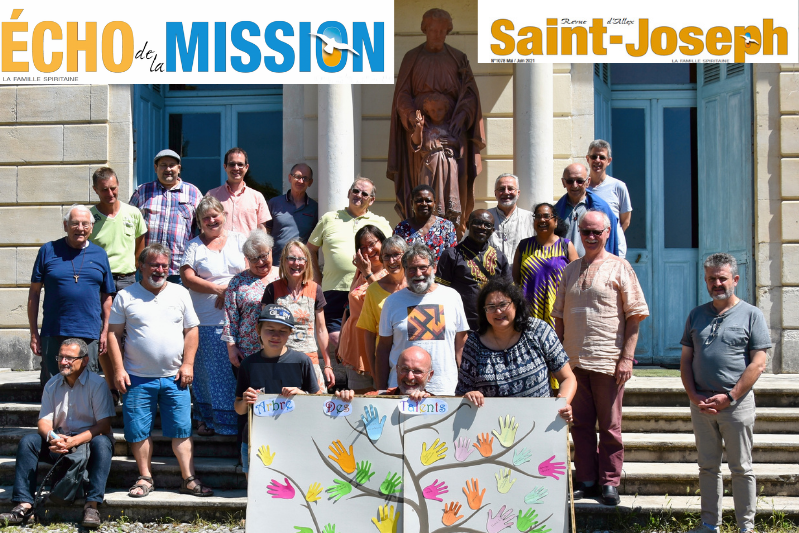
[122,374,192,442]
[322,290,349,333]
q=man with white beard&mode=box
[106,243,214,498]
[487,173,535,264]
[374,243,469,396]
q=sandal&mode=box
[128,476,154,498]
[180,476,214,497]
[197,421,215,437]
[0,504,33,525]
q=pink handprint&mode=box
[486,505,515,533]
[537,455,566,480]
[453,436,474,462]
[267,477,296,499]
[422,479,449,502]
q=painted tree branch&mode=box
[405,402,474,435]
[345,417,403,459]
[268,466,322,533]
[430,503,490,533]
[521,513,553,533]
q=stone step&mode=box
[0,428,239,458]
[618,433,799,463]
[0,455,245,491]
[621,406,799,433]
[623,375,799,407]
[0,402,162,429]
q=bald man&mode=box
[436,210,511,330]
[337,347,434,403]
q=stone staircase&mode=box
[0,371,796,526]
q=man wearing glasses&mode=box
[679,253,770,533]
[266,162,319,263]
[207,147,271,234]
[553,163,620,257]
[585,140,632,259]
[487,173,535,264]
[553,210,648,506]
[307,178,393,376]
[0,338,115,528]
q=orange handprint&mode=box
[473,433,494,457]
[442,501,464,526]
[462,478,486,510]
[327,440,356,473]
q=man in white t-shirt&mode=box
[585,140,632,259]
[106,243,213,498]
[375,243,469,396]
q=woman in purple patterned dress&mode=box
[393,184,457,265]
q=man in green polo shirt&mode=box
[89,167,147,294]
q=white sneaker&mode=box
[686,525,717,533]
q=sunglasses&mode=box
[565,178,587,185]
[579,229,606,237]
[226,162,246,168]
[351,188,371,198]
[588,154,608,161]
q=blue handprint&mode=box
[361,404,386,441]
[513,447,532,466]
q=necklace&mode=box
[70,247,86,283]
[490,329,517,352]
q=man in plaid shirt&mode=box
[130,150,202,283]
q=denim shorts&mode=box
[122,374,192,442]
[241,443,249,474]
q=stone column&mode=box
[513,63,554,208]
[318,84,356,214]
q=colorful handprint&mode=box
[463,478,486,510]
[325,479,352,502]
[322,524,337,533]
[421,438,448,465]
[537,455,566,480]
[361,404,386,441]
[327,439,356,473]
[473,432,494,457]
[495,468,516,494]
[524,486,548,505]
[516,508,539,531]
[422,479,448,501]
[266,477,295,499]
[379,472,402,495]
[492,415,519,448]
[512,447,532,466]
[442,501,464,526]
[257,444,275,466]
[355,460,376,484]
[372,504,400,533]
[454,436,475,462]
[486,505,515,533]
[305,482,322,502]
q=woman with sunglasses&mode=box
[513,203,578,328]
[393,184,457,265]
[456,278,576,423]
[338,225,387,393]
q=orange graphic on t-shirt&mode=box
[407,304,446,341]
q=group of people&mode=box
[3,140,769,533]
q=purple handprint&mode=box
[537,455,566,480]
[267,477,296,499]
[454,436,474,462]
[486,505,514,533]
[422,479,449,502]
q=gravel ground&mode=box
[0,522,246,532]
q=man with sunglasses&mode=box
[553,163,620,258]
[553,210,648,506]
[585,140,632,259]
[266,163,319,263]
[307,178,393,378]
[207,147,271,234]
[679,253,770,533]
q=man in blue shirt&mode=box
[28,205,115,387]
[266,163,318,263]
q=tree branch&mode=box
[345,417,403,459]
[520,513,554,533]
[405,402,474,435]
[430,503,490,533]
[267,466,322,533]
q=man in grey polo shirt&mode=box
[266,163,319,263]
[680,253,770,533]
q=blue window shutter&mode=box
[133,84,166,190]
[593,63,612,142]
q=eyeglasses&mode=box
[407,265,431,274]
[564,178,587,185]
[703,315,725,346]
[360,240,379,251]
[383,252,403,261]
[534,213,553,220]
[588,154,608,161]
[286,255,307,264]
[157,162,179,169]
[56,355,86,363]
[291,173,310,182]
[579,229,606,237]
[249,253,272,264]
[226,161,246,168]
[351,188,371,198]
[397,366,429,377]
[484,301,512,314]
[470,220,494,229]
[146,262,169,270]
[68,221,92,228]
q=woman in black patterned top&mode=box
[455,278,577,422]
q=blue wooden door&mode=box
[696,64,753,303]
[133,85,165,188]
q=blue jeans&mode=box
[12,433,113,504]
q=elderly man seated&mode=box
[0,339,115,528]
[337,347,433,403]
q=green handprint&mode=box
[524,486,548,505]
[379,472,402,495]
[325,479,352,501]
[495,468,516,494]
[356,460,376,484]
[492,414,519,448]
[293,528,313,533]
[513,447,532,466]
[516,508,539,531]
[322,524,338,533]
[530,526,551,533]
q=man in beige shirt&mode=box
[552,210,648,506]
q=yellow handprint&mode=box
[371,504,400,533]
[257,445,276,466]
[420,438,448,466]
[306,482,323,502]
[492,415,519,448]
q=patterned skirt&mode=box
[193,326,238,435]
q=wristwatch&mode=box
[725,391,737,406]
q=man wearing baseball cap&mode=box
[234,305,320,476]
[129,149,203,284]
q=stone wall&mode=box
[0,85,132,369]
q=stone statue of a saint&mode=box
[387,8,485,234]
